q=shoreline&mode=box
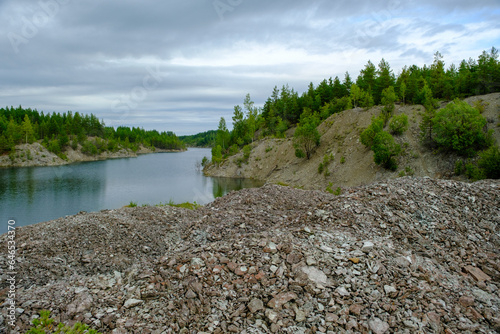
[0,142,186,169]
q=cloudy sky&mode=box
[1,0,499,135]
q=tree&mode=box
[375,58,395,104]
[372,131,401,170]
[211,145,223,166]
[399,81,407,105]
[389,114,408,135]
[350,84,362,108]
[432,99,489,156]
[21,114,35,144]
[360,116,384,148]
[216,117,230,150]
[381,86,397,125]
[293,109,321,159]
[419,83,436,144]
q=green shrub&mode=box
[477,145,500,179]
[372,131,401,171]
[318,162,324,174]
[26,309,102,334]
[455,160,465,175]
[48,139,61,154]
[81,140,98,156]
[465,163,485,181]
[211,145,223,165]
[360,116,384,148]
[295,148,305,158]
[340,156,346,164]
[389,114,409,135]
[201,156,209,167]
[432,99,489,156]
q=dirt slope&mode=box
[204,93,500,190]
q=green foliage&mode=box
[432,99,489,156]
[326,182,342,195]
[372,131,401,170]
[465,162,485,181]
[211,145,223,166]
[389,114,409,135]
[47,139,61,154]
[164,200,201,210]
[127,201,138,207]
[360,116,384,148]
[340,156,346,164]
[318,153,334,175]
[201,156,209,167]
[26,310,102,334]
[293,109,321,159]
[398,166,415,177]
[295,148,306,158]
[477,145,500,179]
[81,140,98,156]
[179,130,217,147]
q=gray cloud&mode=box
[1,0,499,135]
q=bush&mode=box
[48,139,61,154]
[295,148,306,158]
[389,114,408,135]
[433,99,489,156]
[81,140,98,156]
[360,116,384,148]
[26,309,102,334]
[372,131,401,171]
[477,145,500,179]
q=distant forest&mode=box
[0,107,185,155]
[208,48,500,159]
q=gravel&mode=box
[0,176,499,333]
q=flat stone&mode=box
[459,296,475,307]
[248,298,264,313]
[123,299,143,309]
[362,241,374,253]
[368,318,390,334]
[268,292,297,309]
[336,286,350,297]
[299,266,329,286]
[349,303,364,315]
[464,266,491,282]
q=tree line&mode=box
[208,48,499,177]
[0,106,185,156]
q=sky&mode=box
[1,0,499,135]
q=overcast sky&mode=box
[1,0,499,135]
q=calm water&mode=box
[0,148,263,234]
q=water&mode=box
[0,148,263,234]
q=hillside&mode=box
[204,93,500,190]
[1,177,498,333]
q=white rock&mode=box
[300,266,329,286]
[124,299,143,309]
[336,286,350,296]
[384,285,397,295]
[369,318,390,334]
[362,241,374,253]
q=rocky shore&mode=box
[0,177,499,333]
[0,142,184,168]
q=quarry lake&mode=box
[0,148,263,234]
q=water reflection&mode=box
[0,149,263,234]
[211,177,265,199]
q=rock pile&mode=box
[1,177,499,333]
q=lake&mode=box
[0,148,263,234]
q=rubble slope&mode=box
[0,177,499,333]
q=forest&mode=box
[0,107,185,156]
[208,48,500,178]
